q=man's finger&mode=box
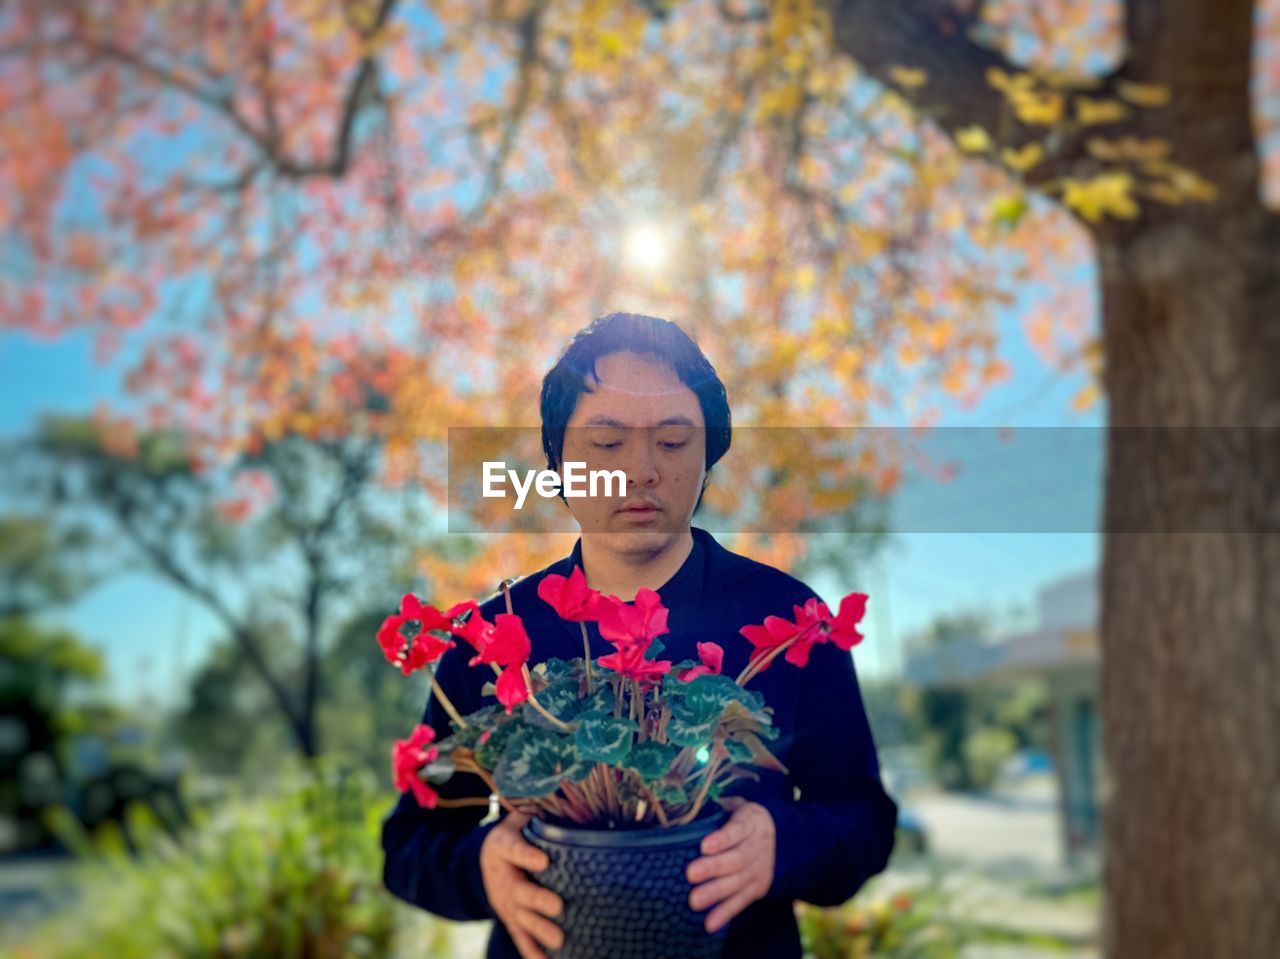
[688,873,743,912]
[516,907,566,951]
[686,846,744,884]
[514,879,564,917]
[700,815,749,855]
[501,840,550,872]
[706,887,757,933]
[511,927,547,959]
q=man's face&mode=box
[558,351,707,555]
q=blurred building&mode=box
[903,570,1104,864]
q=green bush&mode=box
[963,726,1019,791]
[14,764,460,959]
[798,880,973,958]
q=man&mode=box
[381,312,898,959]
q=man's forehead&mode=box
[578,412,700,428]
[568,385,703,429]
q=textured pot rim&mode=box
[524,807,728,848]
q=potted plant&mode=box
[380,566,869,959]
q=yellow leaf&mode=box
[1164,165,1218,202]
[990,191,1029,228]
[1143,181,1185,205]
[987,67,1034,94]
[1000,143,1044,173]
[1071,383,1100,413]
[1120,137,1171,162]
[889,65,928,90]
[1062,172,1140,222]
[1010,89,1064,125]
[1085,138,1122,161]
[793,266,817,293]
[955,125,993,153]
[1117,81,1171,107]
[1075,97,1128,125]
[310,10,346,41]
[1088,137,1171,162]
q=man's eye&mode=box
[660,441,687,450]
[593,442,621,450]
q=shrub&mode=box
[12,764,457,959]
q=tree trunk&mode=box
[1098,188,1280,954]
[826,0,1280,950]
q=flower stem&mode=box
[736,641,790,686]
[425,674,469,730]
[521,664,573,732]
[675,742,726,825]
[434,796,491,809]
[579,622,593,693]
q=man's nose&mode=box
[626,439,661,487]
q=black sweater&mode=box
[380,526,899,958]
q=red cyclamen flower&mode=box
[678,642,724,682]
[377,595,455,676]
[739,590,869,672]
[597,641,673,689]
[738,614,801,673]
[464,613,532,714]
[596,588,670,648]
[537,566,606,622]
[392,724,440,809]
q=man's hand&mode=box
[686,797,776,933]
[480,811,565,959]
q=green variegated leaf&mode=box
[447,705,502,749]
[666,698,721,747]
[653,780,689,806]
[493,727,589,799]
[578,680,615,715]
[475,719,523,769]
[573,710,634,765]
[522,677,585,729]
[683,673,765,715]
[625,740,679,780]
[728,730,788,774]
[538,657,576,680]
[724,739,753,765]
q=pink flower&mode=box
[596,588,670,648]
[678,642,724,682]
[465,613,532,714]
[738,590,869,672]
[537,566,606,622]
[828,592,868,651]
[738,615,801,673]
[377,595,455,676]
[784,598,833,668]
[597,641,673,688]
[392,724,439,809]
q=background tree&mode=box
[0,615,105,850]
[13,414,429,758]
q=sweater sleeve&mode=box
[380,639,500,922]
[755,617,899,906]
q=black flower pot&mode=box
[522,809,729,959]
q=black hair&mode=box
[539,312,732,511]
